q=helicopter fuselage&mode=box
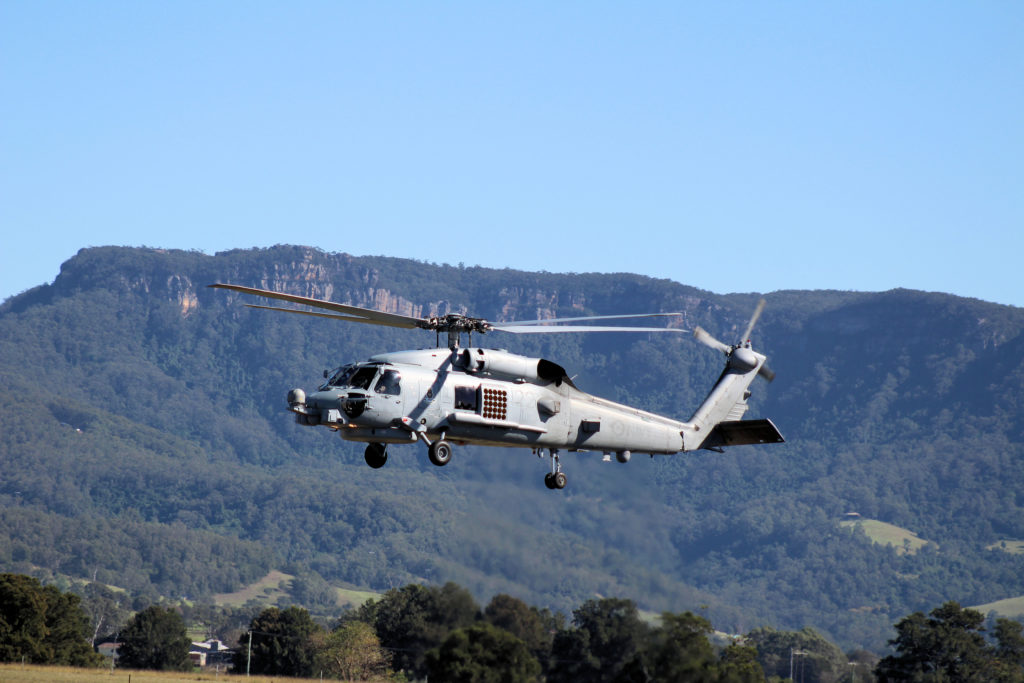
[289,347,688,460]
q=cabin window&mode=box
[374,370,401,395]
[454,385,478,411]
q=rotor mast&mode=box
[423,314,493,348]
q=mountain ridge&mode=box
[1,245,1022,651]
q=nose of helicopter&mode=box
[301,389,351,416]
[287,388,306,407]
[287,386,341,413]
[288,387,358,427]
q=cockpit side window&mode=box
[374,369,401,395]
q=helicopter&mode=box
[210,283,783,489]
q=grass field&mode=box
[839,518,931,554]
[211,570,294,608]
[971,594,1024,618]
[211,570,377,611]
[334,586,377,609]
[986,540,1024,555]
[0,663,314,683]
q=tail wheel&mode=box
[428,440,453,467]
[364,442,388,469]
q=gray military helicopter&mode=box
[211,283,783,489]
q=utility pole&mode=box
[246,630,252,677]
[790,648,808,682]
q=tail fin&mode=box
[701,418,785,449]
[684,300,783,451]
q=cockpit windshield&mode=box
[322,363,402,393]
[323,364,382,391]
[347,367,378,390]
[323,365,356,388]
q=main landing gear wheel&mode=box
[544,472,567,490]
[540,448,566,490]
[428,440,453,467]
[364,442,388,469]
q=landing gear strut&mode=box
[364,442,388,468]
[540,449,567,490]
[405,426,453,467]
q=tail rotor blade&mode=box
[758,364,776,382]
[741,298,766,343]
[694,326,731,354]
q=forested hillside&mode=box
[1,245,1022,651]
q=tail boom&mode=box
[682,347,783,451]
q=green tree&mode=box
[240,605,323,677]
[875,602,995,682]
[747,625,847,683]
[79,582,129,647]
[994,618,1024,670]
[118,605,191,671]
[351,582,479,678]
[315,620,392,682]
[0,573,50,663]
[43,588,104,667]
[290,572,337,611]
[483,593,559,671]
[0,573,102,667]
[425,622,541,683]
[643,611,718,683]
[549,597,649,683]
[718,643,765,683]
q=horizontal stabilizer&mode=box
[701,419,785,449]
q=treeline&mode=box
[240,583,766,682]
[5,572,1024,682]
[235,587,1024,682]
[0,572,768,680]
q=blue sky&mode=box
[3,2,1022,306]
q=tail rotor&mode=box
[685,297,783,451]
[693,298,775,382]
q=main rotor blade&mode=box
[493,324,688,334]
[243,304,423,329]
[210,284,423,329]
[741,298,766,343]
[693,326,731,354]
[504,312,683,326]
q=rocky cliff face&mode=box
[53,245,700,326]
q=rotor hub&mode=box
[422,314,491,334]
[729,346,759,372]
